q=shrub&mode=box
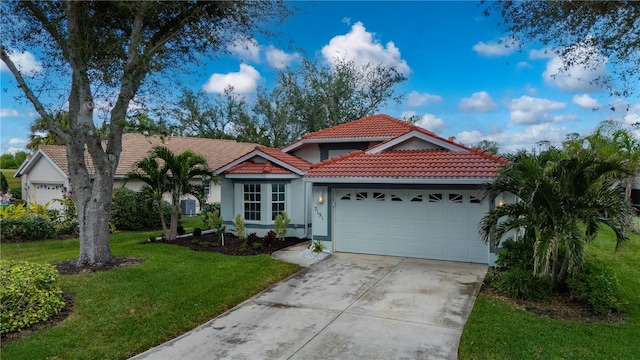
[567,258,622,315]
[247,232,259,245]
[201,202,220,215]
[630,216,640,234]
[0,171,8,193]
[496,236,535,271]
[193,227,202,237]
[311,240,324,253]
[239,241,249,253]
[273,211,290,240]
[0,260,65,334]
[10,186,21,200]
[111,187,170,231]
[203,210,225,244]
[0,217,57,241]
[263,230,277,247]
[234,213,246,240]
[252,242,263,251]
[177,225,185,235]
[495,268,551,301]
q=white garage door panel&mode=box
[334,189,488,263]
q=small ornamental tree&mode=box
[234,213,246,240]
[273,211,290,240]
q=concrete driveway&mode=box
[132,253,487,360]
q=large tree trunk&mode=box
[65,118,116,266]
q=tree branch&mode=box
[0,47,70,144]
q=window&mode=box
[373,192,385,201]
[390,194,402,202]
[356,192,368,200]
[243,184,261,221]
[449,193,463,203]
[202,179,210,196]
[340,193,351,200]
[428,193,442,203]
[470,195,482,204]
[271,183,285,220]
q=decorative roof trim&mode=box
[15,149,67,179]
[216,147,307,175]
[225,174,301,180]
[367,129,467,154]
[282,136,392,153]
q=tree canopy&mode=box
[485,1,640,97]
[1,0,291,266]
[480,147,631,290]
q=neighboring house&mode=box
[216,114,507,265]
[15,133,257,213]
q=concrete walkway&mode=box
[132,252,487,360]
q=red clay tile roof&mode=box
[299,114,422,140]
[37,134,257,177]
[251,146,311,171]
[225,161,295,175]
[306,149,503,178]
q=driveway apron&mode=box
[132,253,487,360]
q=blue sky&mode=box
[1,1,638,155]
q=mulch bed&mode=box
[480,281,626,323]
[157,232,309,256]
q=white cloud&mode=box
[8,138,27,146]
[202,64,261,94]
[525,85,538,95]
[542,44,609,93]
[321,21,411,75]
[406,91,442,107]
[517,61,532,69]
[457,123,569,153]
[572,94,600,109]
[414,113,445,133]
[509,95,567,125]
[226,38,261,63]
[0,109,21,118]
[458,91,498,113]
[472,36,519,56]
[0,49,42,76]
[265,45,301,69]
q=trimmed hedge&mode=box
[0,217,57,241]
[0,260,65,334]
[110,187,170,231]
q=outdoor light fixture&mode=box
[317,192,324,203]
[497,199,505,207]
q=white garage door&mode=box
[334,188,489,263]
[34,183,64,210]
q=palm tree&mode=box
[480,148,631,290]
[125,156,171,239]
[27,112,69,150]
[128,146,215,241]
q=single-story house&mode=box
[15,133,257,213]
[216,114,508,265]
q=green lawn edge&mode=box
[1,230,300,360]
[459,227,640,359]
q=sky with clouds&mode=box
[1,1,638,155]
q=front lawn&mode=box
[1,230,300,359]
[459,227,640,359]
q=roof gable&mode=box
[216,146,311,176]
[282,114,419,153]
[367,130,468,154]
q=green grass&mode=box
[1,169,20,189]
[1,230,300,359]
[459,227,640,359]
